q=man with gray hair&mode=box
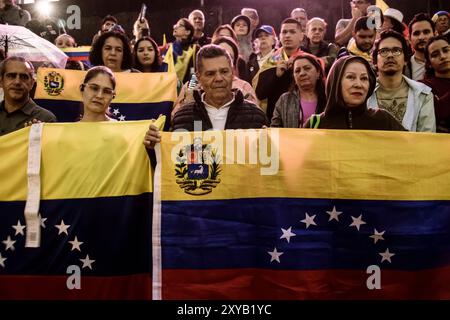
[0,57,56,136]
[241,7,259,34]
[290,8,308,32]
[144,44,268,147]
[188,9,211,47]
[306,17,338,72]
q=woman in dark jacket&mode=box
[304,55,405,130]
[271,53,326,128]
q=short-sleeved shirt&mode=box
[0,99,57,136]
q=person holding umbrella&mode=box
[0,56,56,136]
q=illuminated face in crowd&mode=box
[376,37,405,76]
[341,61,370,108]
[82,73,115,118]
[102,36,124,72]
[1,60,35,105]
[354,28,377,52]
[55,35,76,49]
[233,19,249,36]
[136,40,156,67]
[173,19,191,41]
[197,56,233,106]
[189,10,205,33]
[101,20,116,33]
[280,23,302,51]
[293,58,320,92]
[436,15,450,34]
[307,20,326,45]
[256,31,275,53]
[291,9,308,32]
[410,21,434,53]
[350,0,371,15]
[242,9,259,30]
[427,39,450,77]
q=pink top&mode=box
[300,98,318,126]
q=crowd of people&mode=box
[0,0,449,140]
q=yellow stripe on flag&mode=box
[34,68,177,104]
[157,129,450,202]
[0,119,165,201]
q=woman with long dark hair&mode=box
[90,29,138,73]
[133,36,168,72]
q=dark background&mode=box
[22,0,449,46]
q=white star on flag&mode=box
[301,212,317,229]
[55,220,71,236]
[268,247,284,263]
[379,248,395,263]
[280,227,296,243]
[119,115,126,121]
[349,214,366,231]
[38,214,47,228]
[370,229,385,244]
[12,220,26,236]
[69,236,83,252]
[112,108,120,115]
[0,253,6,268]
[80,254,96,269]
[326,206,342,222]
[3,236,16,251]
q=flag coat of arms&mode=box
[34,68,176,130]
[0,120,157,299]
[153,129,450,299]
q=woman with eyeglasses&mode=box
[303,55,405,130]
[79,66,117,122]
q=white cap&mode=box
[384,8,404,24]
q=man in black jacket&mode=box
[144,44,268,148]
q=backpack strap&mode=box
[309,114,321,129]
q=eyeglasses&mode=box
[377,47,403,57]
[173,24,186,29]
[84,83,114,97]
[4,72,32,81]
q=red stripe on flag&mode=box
[162,267,450,299]
[0,274,151,300]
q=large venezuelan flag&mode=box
[34,68,176,129]
[153,129,450,299]
[0,120,160,299]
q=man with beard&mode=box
[405,13,435,80]
[367,30,435,132]
[347,16,377,64]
